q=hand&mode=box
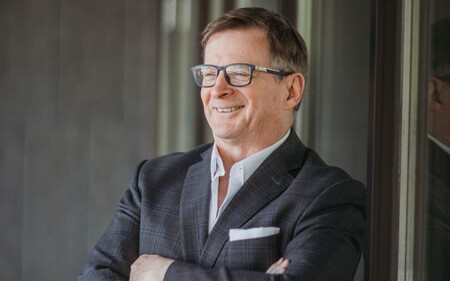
[130,254,174,281]
[266,257,290,274]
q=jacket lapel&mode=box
[179,147,213,263]
[198,130,307,267]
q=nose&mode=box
[210,71,233,98]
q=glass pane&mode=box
[426,1,450,280]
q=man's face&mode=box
[201,28,295,151]
[428,77,450,147]
[436,80,450,147]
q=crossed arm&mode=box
[130,255,290,281]
[79,194,364,281]
[79,159,365,280]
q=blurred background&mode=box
[0,0,370,280]
[1,0,447,280]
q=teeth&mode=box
[215,106,243,113]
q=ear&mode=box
[284,73,305,110]
[428,77,445,113]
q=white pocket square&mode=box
[229,227,280,242]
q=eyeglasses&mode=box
[191,63,293,88]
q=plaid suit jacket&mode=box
[79,130,366,281]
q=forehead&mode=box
[203,28,270,65]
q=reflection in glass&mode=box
[426,16,450,281]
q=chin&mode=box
[213,132,236,140]
[212,128,241,141]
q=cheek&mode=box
[442,99,450,122]
[261,87,286,110]
[248,91,283,119]
[200,90,210,108]
[445,111,450,127]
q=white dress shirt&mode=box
[428,134,450,155]
[208,130,291,233]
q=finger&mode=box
[266,258,288,274]
[270,265,286,274]
[266,258,283,272]
[280,258,290,269]
[274,258,284,266]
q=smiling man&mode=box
[79,7,366,281]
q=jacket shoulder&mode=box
[295,148,366,201]
[134,143,212,185]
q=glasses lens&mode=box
[192,65,217,87]
[226,64,252,86]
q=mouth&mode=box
[214,106,244,113]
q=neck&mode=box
[215,128,290,167]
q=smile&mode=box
[214,106,244,113]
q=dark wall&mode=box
[0,1,160,280]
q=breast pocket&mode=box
[223,232,281,271]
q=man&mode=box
[426,17,450,281]
[79,7,365,281]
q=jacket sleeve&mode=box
[77,161,147,281]
[164,178,366,281]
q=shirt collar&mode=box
[210,145,225,181]
[428,134,450,155]
[210,129,291,182]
